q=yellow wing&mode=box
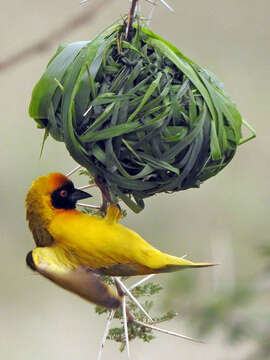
[28,246,121,309]
[48,205,215,276]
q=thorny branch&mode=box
[0,0,110,72]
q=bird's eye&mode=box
[60,190,68,198]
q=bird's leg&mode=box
[104,205,123,224]
[94,176,117,214]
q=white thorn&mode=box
[97,310,116,360]
[181,254,188,259]
[115,278,153,323]
[146,0,157,26]
[66,165,82,177]
[83,105,93,117]
[77,203,101,210]
[133,320,204,343]
[129,274,156,291]
[78,184,97,190]
[122,296,130,358]
[158,0,174,12]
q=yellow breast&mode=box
[48,210,165,272]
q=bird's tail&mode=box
[159,260,216,273]
[142,250,217,274]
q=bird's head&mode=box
[26,172,92,211]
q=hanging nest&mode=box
[29,22,254,212]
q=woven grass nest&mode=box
[29,22,254,212]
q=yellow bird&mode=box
[26,172,214,310]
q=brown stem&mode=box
[125,0,139,39]
[94,176,112,213]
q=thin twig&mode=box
[122,296,130,359]
[129,274,156,291]
[77,203,100,210]
[78,184,97,190]
[0,0,109,72]
[152,313,180,325]
[146,0,157,26]
[125,0,139,39]
[66,165,82,177]
[158,0,174,12]
[147,0,174,26]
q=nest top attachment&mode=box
[29,22,255,212]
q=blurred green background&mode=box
[1,0,269,359]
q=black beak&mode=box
[69,189,92,202]
[26,251,36,271]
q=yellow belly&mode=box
[48,211,176,274]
